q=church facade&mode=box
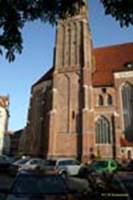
[22,1,133,161]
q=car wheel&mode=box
[60,170,68,177]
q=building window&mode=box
[96,116,111,144]
[98,95,104,106]
[124,61,133,69]
[122,83,133,141]
[72,111,75,119]
[102,88,106,93]
[107,94,113,105]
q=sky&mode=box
[0,0,132,131]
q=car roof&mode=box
[93,159,116,162]
[18,168,59,176]
[56,158,77,161]
[27,158,43,161]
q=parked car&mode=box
[43,158,82,176]
[123,160,133,171]
[116,172,133,199]
[88,159,122,173]
[41,159,58,171]
[19,158,46,170]
[86,172,129,199]
[0,169,89,200]
[13,157,31,170]
[0,155,17,175]
[0,155,14,163]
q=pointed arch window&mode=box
[122,83,133,141]
[98,95,104,106]
[96,116,111,144]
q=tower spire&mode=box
[72,0,88,16]
[79,0,88,16]
[54,0,92,72]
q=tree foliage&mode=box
[101,0,133,27]
[0,0,132,62]
[0,0,82,62]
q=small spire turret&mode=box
[80,0,88,15]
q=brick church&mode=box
[22,0,133,161]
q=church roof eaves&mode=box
[32,67,54,87]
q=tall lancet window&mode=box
[96,116,111,144]
[122,83,133,141]
[107,94,113,106]
[98,95,104,106]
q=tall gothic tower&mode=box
[48,0,93,160]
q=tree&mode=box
[0,0,132,62]
[0,0,84,62]
[101,0,133,27]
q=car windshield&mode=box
[92,161,108,168]
[14,159,29,165]
[12,174,68,194]
[28,159,42,165]
[44,160,56,166]
[58,160,78,166]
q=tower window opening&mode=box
[124,61,133,69]
[107,94,113,105]
[98,95,104,106]
[72,111,75,119]
[102,88,106,93]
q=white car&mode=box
[19,158,45,171]
[54,158,82,176]
[13,157,30,170]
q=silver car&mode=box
[56,158,82,176]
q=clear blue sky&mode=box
[0,0,132,131]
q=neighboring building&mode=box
[0,96,9,155]
[22,1,133,161]
[9,129,23,157]
[4,131,11,155]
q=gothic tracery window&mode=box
[96,116,111,144]
[122,83,133,141]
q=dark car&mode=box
[116,172,133,199]
[0,155,17,175]
[124,160,133,171]
[0,156,10,172]
[86,172,129,200]
[0,169,89,200]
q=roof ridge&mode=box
[32,67,54,87]
[93,42,133,50]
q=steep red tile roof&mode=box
[92,42,133,87]
[33,42,133,87]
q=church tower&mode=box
[48,0,94,160]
